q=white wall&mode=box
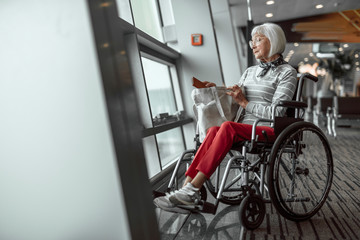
[0,1,130,239]
[171,0,224,147]
[172,0,224,87]
[210,0,242,86]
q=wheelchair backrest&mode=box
[274,73,318,137]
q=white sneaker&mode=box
[169,183,200,205]
[153,196,190,214]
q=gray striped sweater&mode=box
[238,63,297,126]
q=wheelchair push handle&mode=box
[302,73,318,83]
[296,73,318,102]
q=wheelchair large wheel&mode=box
[268,121,333,221]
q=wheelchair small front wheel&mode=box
[268,121,333,221]
[239,195,265,230]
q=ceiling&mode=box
[229,0,360,27]
[227,0,360,69]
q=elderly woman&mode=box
[154,23,297,212]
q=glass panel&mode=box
[157,128,184,168]
[142,136,161,178]
[116,0,133,24]
[169,65,184,111]
[141,57,177,125]
[130,0,163,42]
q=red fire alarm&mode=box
[191,34,203,46]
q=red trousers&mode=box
[185,121,275,179]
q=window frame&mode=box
[136,29,192,136]
[140,50,179,121]
[139,43,189,172]
[130,26,193,175]
[117,3,194,177]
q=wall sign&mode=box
[191,34,203,46]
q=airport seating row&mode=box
[311,96,360,137]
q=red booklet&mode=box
[192,77,207,88]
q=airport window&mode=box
[130,0,164,42]
[141,56,182,122]
[140,53,187,176]
[156,127,185,168]
[113,1,190,178]
[142,136,161,178]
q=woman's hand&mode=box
[203,81,216,87]
[226,85,248,109]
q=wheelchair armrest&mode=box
[247,118,273,152]
[251,118,273,141]
[277,100,308,109]
[272,101,308,119]
[249,101,308,149]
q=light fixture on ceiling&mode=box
[343,64,351,70]
[355,53,359,58]
[266,13,273,18]
[316,53,335,58]
[285,49,294,62]
[315,4,323,9]
[294,43,299,47]
[343,44,349,48]
[266,0,275,5]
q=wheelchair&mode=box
[157,73,333,230]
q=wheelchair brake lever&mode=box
[262,130,269,142]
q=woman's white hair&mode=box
[251,23,286,58]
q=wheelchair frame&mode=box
[163,73,334,230]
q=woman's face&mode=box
[250,33,271,62]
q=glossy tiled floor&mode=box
[155,123,360,240]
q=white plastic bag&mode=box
[191,86,243,142]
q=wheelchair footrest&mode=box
[178,201,217,215]
[152,190,166,198]
[202,202,217,214]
